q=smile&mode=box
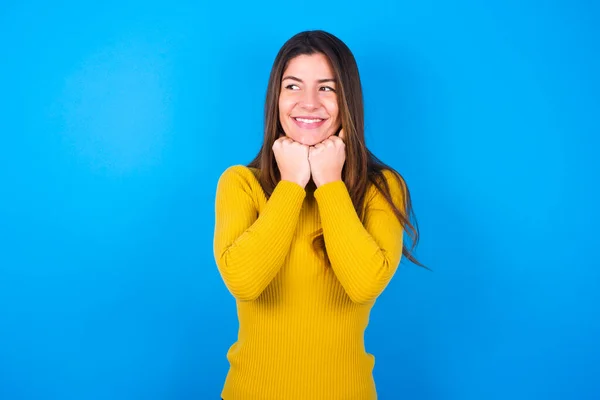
[292,116,327,129]
[294,117,323,123]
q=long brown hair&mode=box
[248,30,428,270]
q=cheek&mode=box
[325,100,339,120]
[278,96,294,115]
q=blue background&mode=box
[1,1,598,399]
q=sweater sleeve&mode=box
[213,165,306,301]
[313,170,405,304]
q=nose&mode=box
[298,88,320,110]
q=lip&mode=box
[291,116,328,129]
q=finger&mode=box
[338,129,345,141]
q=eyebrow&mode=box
[282,75,336,84]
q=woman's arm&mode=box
[213,165,306,301]
[314,170,405,304]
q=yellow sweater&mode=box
[213,165,405,400]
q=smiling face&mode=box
[278,53,340,146]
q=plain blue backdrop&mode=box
[1,0,598,399]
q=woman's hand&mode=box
[308,130,346,188]
[273,135,311,188]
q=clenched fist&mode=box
[273,135,311,188]
[308,130,346,188]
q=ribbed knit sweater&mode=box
[213,165,405,400]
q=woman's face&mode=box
[278,53,340,146]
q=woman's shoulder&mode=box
[220,164,259,176]
[367,168,406,206]
[369,168,404,189]
[217,164,261,189]
[379,168,402,183]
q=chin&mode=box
[288,131,331,146]
[297,137,321,146]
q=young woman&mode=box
[213,30,426,400]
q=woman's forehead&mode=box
[282,53,334,79]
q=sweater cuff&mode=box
[274,180,307,203]
[313,180,356,218]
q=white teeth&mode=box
[294,118,322,123]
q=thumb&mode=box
[338,128,345,141]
